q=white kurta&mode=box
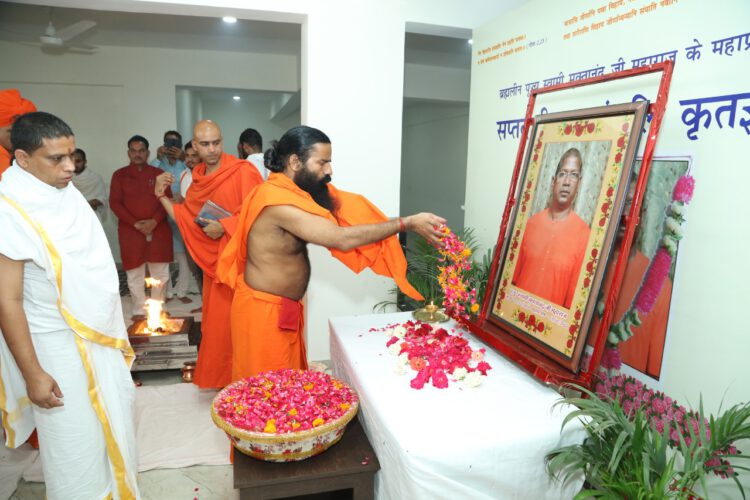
[0,163,140,500]
[72,166,108,223]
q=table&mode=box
[329,312,585,500]
[233,417,380,500]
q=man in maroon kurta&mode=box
[110,135,173,317]
[155,121,262,388]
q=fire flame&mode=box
[144,277,162,288]
[144,298,167,333]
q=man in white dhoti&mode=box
[0,112,140,500]
[72,147,108,223]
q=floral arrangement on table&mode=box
[600,174,695,372]
[376,320,492,390]
[211,369,359,461]
[437,226,481,321]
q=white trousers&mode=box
[125,262,169,316]
[31,330,139,499]
[166,251,190,298]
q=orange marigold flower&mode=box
[312,417,325,427]
[288,408,298,416]
[264,419,277,433]
[303,383,314,391]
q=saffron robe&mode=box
[513,208,590,309]
[589,250,672,378]
[0,89,36,180]
[0,163,139,500]
[0,146,11,179]
[109,163,173,270]
[216,173,423,380]
[172,153,263,388]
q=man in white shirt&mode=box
[237,127,269,180]
[71,148,107,223]
[0,111,140,500]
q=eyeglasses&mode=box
[555,170,580,181]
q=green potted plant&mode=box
[546,383,750,499]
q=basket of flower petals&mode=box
[211,368,359,462]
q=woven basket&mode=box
[211,378,359,462]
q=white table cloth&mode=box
[329,312,585,500]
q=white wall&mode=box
[401,101,469,233]
[1,40,298,262]
[404,63,470,102]
[5,0,513,363]
[467,1,749,494]
[199,97,299,156]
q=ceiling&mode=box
[0,1,472,68]
[0,2,302,55]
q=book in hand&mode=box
[195,200,232,227]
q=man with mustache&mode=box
[0,112,139,499]
[513,147,590,309]
[217,125,445,380]
[154,120,263,388]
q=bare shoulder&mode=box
[262,205,325,225]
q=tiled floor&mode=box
[9,291,242,500]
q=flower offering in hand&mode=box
[436,226,480,321]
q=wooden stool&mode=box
[233,417,380,500]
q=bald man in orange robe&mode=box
[156,121,262,388]
[217,126,445,381]
[513,148,590,309]
[0,89,37,178]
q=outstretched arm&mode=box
[0,254,63,409]
[269,205,446,251]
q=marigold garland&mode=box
[437,226,480,321]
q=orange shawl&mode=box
[217,173,423,301]
[0,147,11,179]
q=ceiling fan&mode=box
[36,19,98,52]
[39,19,97,48]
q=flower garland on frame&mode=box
[436,226,480,321]
[600,174,695,372]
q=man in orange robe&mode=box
[513,148,590,309]
[217,126,445,381]
[0,89,37,178]
[155,120,262,388]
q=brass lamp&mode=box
[412,300,449,323]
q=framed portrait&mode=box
[487,101,649,373]
[586,155,691,385]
